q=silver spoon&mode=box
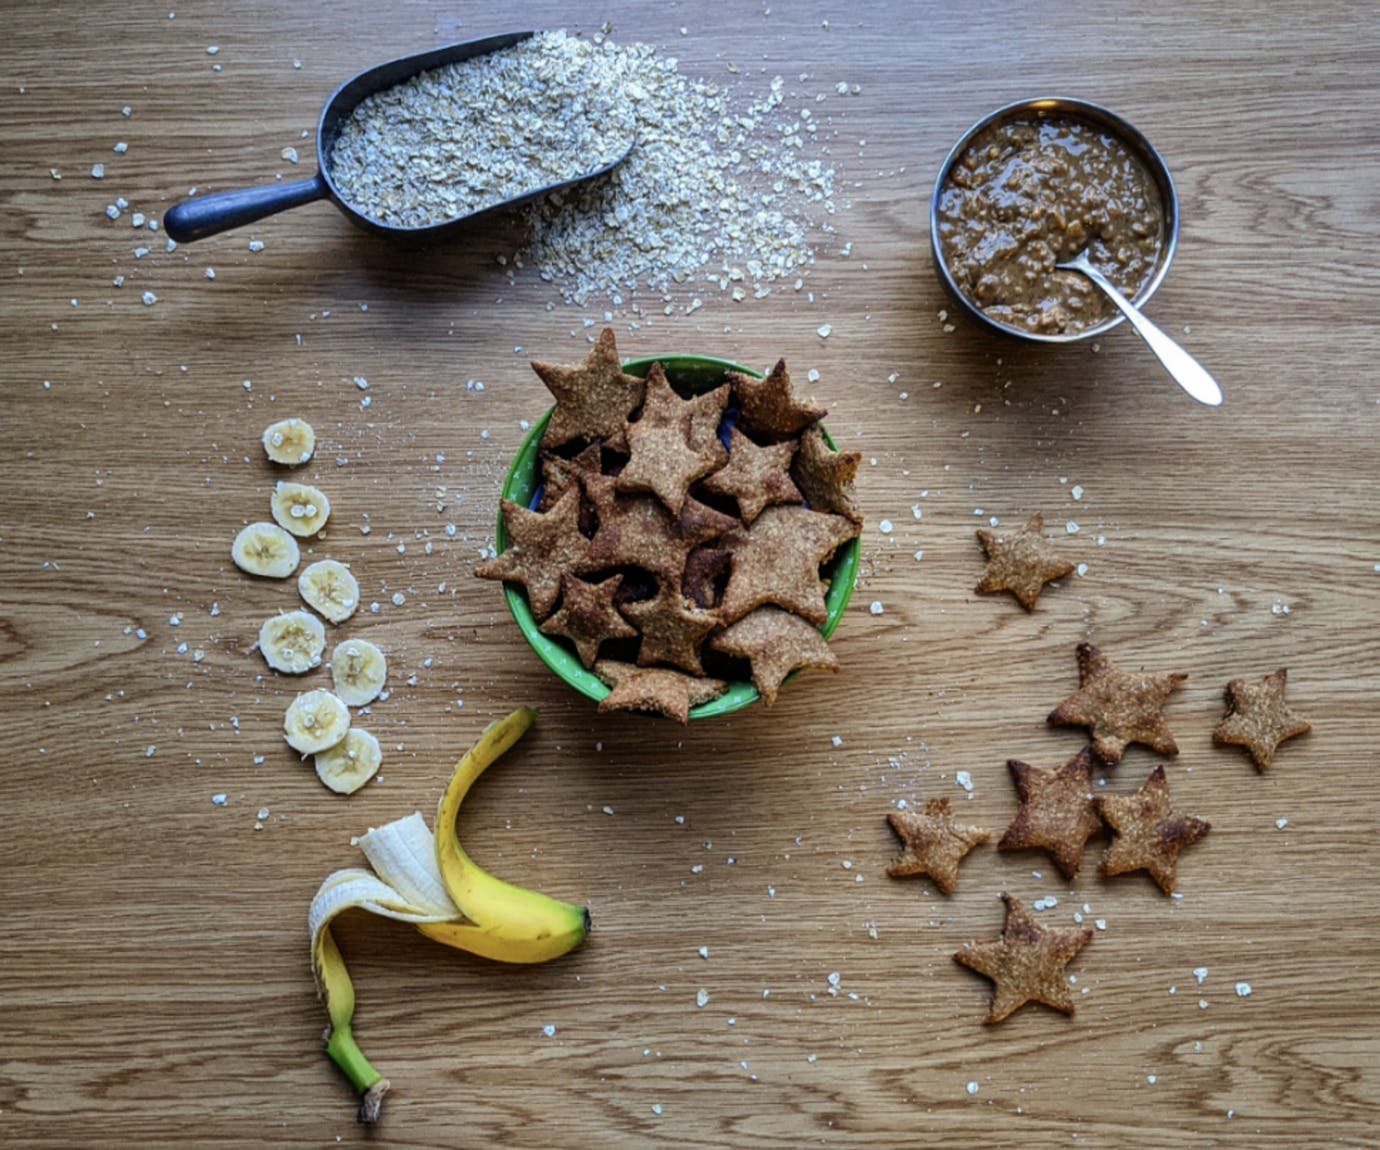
[1057,248,1224,407]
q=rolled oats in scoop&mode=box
[328,31,636,227]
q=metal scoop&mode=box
[164,31,632,245]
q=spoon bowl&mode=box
[165,31,632,246]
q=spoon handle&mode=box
[165,172,328,243]
[1074,261,1224,407]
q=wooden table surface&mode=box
[3,2,1378,1146]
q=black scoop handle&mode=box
[164,172,328,242]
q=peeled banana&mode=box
[308,708,589,1123]
[259,609,327,674]
[284,688,351,754]
[315,728,382,794]
[231,521,300,578]
[262,417,316,465]
[271,480,331,537]
[331,639,387,707]
[299,559,360,624]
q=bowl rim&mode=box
[495,352,862,720]
[929,95,1181,344]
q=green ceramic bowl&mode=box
[495,353,861,719]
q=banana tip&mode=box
[358,1078,390,1125]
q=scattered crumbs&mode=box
[869,600,884,616]
[391,592,405,606]
[206,45,220,54]
[211,793,228,806]
[817,323,832,338]
[1276,818,1288,830]
[696,989,710,1008]
[1071,485,1084,500]
[698,946,709,959]
[1076,562,1089,577]
[542,1023,557,1037]
[831,735,843,747]
[281,146,300,164]
[1194,967,1209,985]
[955,770,973,793]
[651,1104,662,1116]
[807,1053,817,1064]
[1200,999,1209,1009]
[1065,520,1080,534]
[1147,1074,1158,1085]
[91,163,105,179]
[248,240,265,253]
[966,1081,980,1096]
[1095,919,1107,931]
[142,291,158,306]
[602,805,614,815]
[807,367,821,383]
[1235,982,1252,998]
[145,745,157,758]
[205,268,216,279]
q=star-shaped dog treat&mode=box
[791,425,863,525]
[635,366,729,467]
[886,797,991,895]
[709,605,838,704]
[533,327,645,451]
[953,893,1093,1023]
[975,513,1075,610]
[1213,667,1311,771]
[620,582,721,676]
[701,427,803,524]
[475,488,590,620]
[1095,765,1210,894]
[1047,642,1188,765]
[616,363,721,514]
[997,748,1104,879]
[579,486,738,586]
[537,573,638,668]
[594,659,726,724]
[717,506,858,625]
[728,359,826,440]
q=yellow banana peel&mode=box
[307,707,590,1123]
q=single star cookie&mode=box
[886,797,991,895]
[616,363,721,514]
[709,605,839,704]
[636,367,729,467]
[620,582,720,676]
[975,513,1075,610]
[998,748,1104,879]
[476,488,590,620]
[718,506,858,625]
[579,480,738,586]
[1213,668,1311,771]
[701,426,803,523]
[728,359,826,440]
[537,573,638,668]
[1095,765,1210,894]
[791,425,863,525]
[533,327,645,451]
[594,659,726,724]
[1048,642,1188,765]
[953,893,1093,1023]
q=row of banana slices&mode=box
[230,419,390,795]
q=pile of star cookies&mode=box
[477,329,862,721]
[884,514,1312,1023]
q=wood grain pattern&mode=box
[2,2,1378,1147]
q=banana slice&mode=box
[299,559,360,624]
[259,609,327,674]
[262,418,316,466]
[331,639,387,707]
[271,481,332,537]
[315,729,383,794]
[231,521,301,578]
[285,689,351,754]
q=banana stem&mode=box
[325,1023,387,1122]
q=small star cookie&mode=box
[1095,765,1210,895]
[594,660,727,724]
[718,506,858,625]
[728,359,826,440]
[1213,668,1311,771]
[709,605,838,704]
[975,513,1075,610]
[700,426,802,523]
[476,489,590,620]
[886,796,990,895]
[998,748,1104,879]
[953,893,1093,1023]
[533,327,645,451]
[616,363,721,514]
[791,425,862,524]
[620,582,720,676]
[1047,642,1188,765]
[538,574,638,668]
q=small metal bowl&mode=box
[930,96,1180,343]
